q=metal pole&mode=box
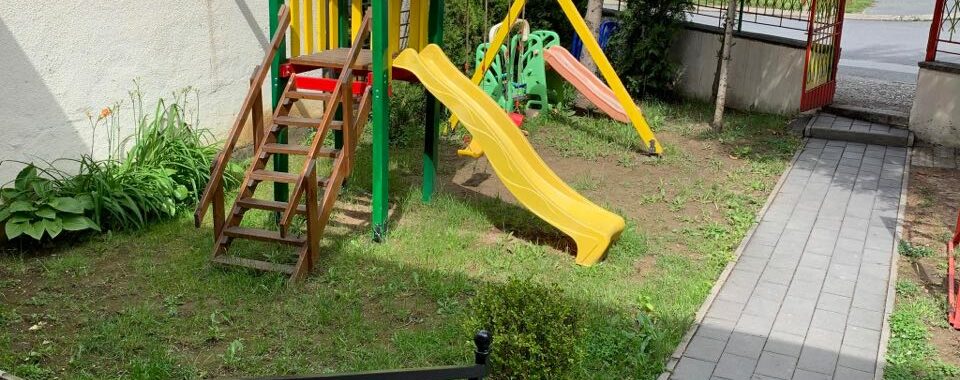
[372,0,391,242]
[270,0,290,205]
[737,0,744,32]
[422,0,445,202]
[926,0,947,62]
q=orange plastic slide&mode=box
[542,45,629,123]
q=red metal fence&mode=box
[927,0,960,62]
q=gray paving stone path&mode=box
[668,138,907,380]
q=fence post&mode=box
[737,0,744,32]
[470,330,492,380]
[926,0,947,61]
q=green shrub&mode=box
[607,0,689,98]
[465,278,583,379]
[0,166,100,240]
[388,82,428,147]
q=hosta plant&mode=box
[0,165,100,241]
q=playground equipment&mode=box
[476,31,629,124]
[195,0,660,281]
[947,209,960,329]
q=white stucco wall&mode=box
[671,26,805,115]
[910,64,960,147]
[0,1,272,183]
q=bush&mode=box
[607,0,689,98]
[388,82,429,147]
[465,278,583,379]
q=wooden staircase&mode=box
[195,6,373,282]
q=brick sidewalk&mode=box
[668,138,907,379]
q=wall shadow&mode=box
[0,19,89,183]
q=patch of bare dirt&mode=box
[901,166,960,367]
[437,121,775,278]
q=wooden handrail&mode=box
[195,5,291,227]
[279,10,373,231]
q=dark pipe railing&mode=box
[240,331,492,380]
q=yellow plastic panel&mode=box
[394,45,625,265]
[408,0,422,49]
[317,0,327,51]
[304,0,314,53]
[389,0,401,56]
[290,0,301,56]
[328,0,339,47]
[351,0,362,39]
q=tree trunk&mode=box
[581,0,604,73]
[711,0,738,131]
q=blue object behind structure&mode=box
[569,19,619,60]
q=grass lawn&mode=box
[886,166,960,380]
[0,99,800,379]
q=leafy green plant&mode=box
[465,278,584,379]
[220,339,244,367]
[607,0,689,98]
[899,240,936,259]
[0,166,100,241]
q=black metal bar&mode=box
[237,331,492,380]
[242,365,487,380]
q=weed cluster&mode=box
[898,240,937,259]
[886,280,960,379]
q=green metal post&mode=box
[270,0,290,204]
[334,0,351,151]
[421,0,445,202]
[371,0,391,241]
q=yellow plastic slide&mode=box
[394,45,625,265]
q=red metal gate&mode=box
[927,0,960,61]
[800,0,846,111]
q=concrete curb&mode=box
[657,126,809,380]
[844,13,934,21]
[874,146,912,379]
[0,370,24,380]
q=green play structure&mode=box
[476,27,563,114]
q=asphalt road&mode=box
[838,19,930,85]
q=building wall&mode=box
[671,25,806,115]
[910,63,960,147]
[0,1,272,183]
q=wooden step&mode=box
[250,170,299,183]
[262,143,339,157]
[211,255,295,274]
[222,226,305,246]
[286,90,333,101]
[273,115,343,130]
[236,198,308,215]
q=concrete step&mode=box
[804,113,914,147]
[823,104,910,128]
